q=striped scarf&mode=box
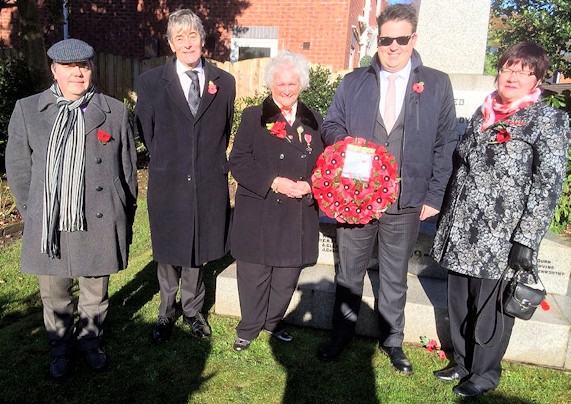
[42,83,95,258]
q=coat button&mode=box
[95,158,102,164]
[187,175,192,182]
[301,154,307,159]
[22,204,27,210]
[276,198,283,204]
[95,186,103,191]
[96,212,103,218]
[279,154,285,160]
[384,142,389,146]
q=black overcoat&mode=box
[135,57,236,267]
[229,97,324,267]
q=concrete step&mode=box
[215,262,571,370]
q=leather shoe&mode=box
[317,336,351,362]
[379,345,413,375]
[152,316,174,343]
[266,329,293,342]
[434,367,461,381]
[453,380,487,398]
[183,312,211,339]
[233,337,251,351]
[49,355,71,380]
[84,347,107,372]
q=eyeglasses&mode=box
[377,34,415,47]
[498,68,535,78]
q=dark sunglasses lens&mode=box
[378,36,411,46]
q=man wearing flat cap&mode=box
[6,38,138,380]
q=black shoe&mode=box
[233,337,251,351]
[434,367,461,382]
[183,312,211,339]
[317,336,351,362]
[152,316,174,343]
[83,347,107,372]
[379,345,413,375]
[49,355,71,380]
[266,329,293,342]
[453,380,488,398]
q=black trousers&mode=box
[447,272,515,390]
[235,260,301,341]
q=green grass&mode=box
[1,197,570,403]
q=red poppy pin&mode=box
[266,121,288,140]
[207,80,217,95]
[489,122,511,145]
[412,81,424,93]
[97,130,112,145]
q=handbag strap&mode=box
[474,267,510,348]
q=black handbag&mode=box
[503,271,546,320]
[475,267,546,347]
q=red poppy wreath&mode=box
[311,137,399,224]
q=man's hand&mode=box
[420,205,439,221]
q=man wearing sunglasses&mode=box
[318,4,457,375]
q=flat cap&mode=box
[47,38,94,63]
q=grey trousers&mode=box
[157,262,205,319]
[332,210,420,346]
[38,275,109,357]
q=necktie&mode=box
[384,73,398,133]
[186,70,200,115]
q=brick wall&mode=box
[2,1,381,71]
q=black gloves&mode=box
[508,242,534,272]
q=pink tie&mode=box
[384,73,398,133]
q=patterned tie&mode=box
[384,73,398,133]
[186,70,200,116]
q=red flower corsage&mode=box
[489,122,511,144]
[412,81,424,93]
[266,121,288,140]
[97,130,112,145]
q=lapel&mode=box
[84,93,108,135]
[194,59,219,121]
[261,97,319,153]
[162,57,194,122]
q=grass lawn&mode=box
[1,195,570,403]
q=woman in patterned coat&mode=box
[430,42,571,398]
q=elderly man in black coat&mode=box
[135,9,236,342]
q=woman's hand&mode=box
[272,177,311,198]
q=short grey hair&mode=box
[264,50,310,90]
[167,9,206,42]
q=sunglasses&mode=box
[377,34,415,47]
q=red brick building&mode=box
[1,0,388,70]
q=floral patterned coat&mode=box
[431,99,570,280]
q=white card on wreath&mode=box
[341,144,375,182]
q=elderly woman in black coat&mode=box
[229,50,324,351]
[431,42,571,398]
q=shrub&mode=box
[300,64,342,118]
[0,58,35,173]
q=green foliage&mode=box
[300,64,342,118]
[490,0,571,78]
[359,55,373,68]
[543,91,571,234]
[0,58,35,172]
